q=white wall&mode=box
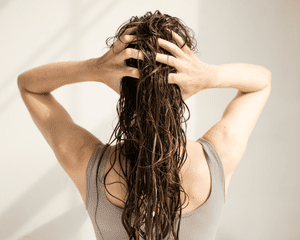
[1,0,299,239]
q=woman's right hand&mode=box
[155,30,213,101]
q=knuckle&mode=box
[125,48,132,55]
[124,35,131,42]
[168,56,174,65]
[170,56,177,67]
[137,50,144,60]
[131,68,139,77]
[168,74,175,84]
[155,52,161,61]
[125,35,136,43]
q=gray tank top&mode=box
[85,137,226,239]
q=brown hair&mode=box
[95,10,198,239]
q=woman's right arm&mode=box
[209,63,271,93]
[202,63,271,183]
[155,30,271,187]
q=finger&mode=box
[126,67,140,79]
[122,48,144,61]
[118,26,138,46]
[157,38,185,59]
[166,29,192,54]
[167,73,177,84]
[114,35,137,53]
[155,52,176,67]
[123,26,138,35]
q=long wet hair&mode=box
[95,10,198,239]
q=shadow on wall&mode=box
[216,232,238,240]
[0,0,122,115]
[1,108,113,240]
[0,0,13,13]
[0,165,87,240]
[19,204,87,240]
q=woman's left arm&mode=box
[17,59,100,94]
[15,27,142,193]
[18,27,143,94]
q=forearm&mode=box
[207,63,271,93]
[17,58,99,93]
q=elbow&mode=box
[268,70,272,82]
[17,74,28,91]
[265,73,272,92]
[264,69,272,89]
[266,69,272,84]
[17,74,25,85]
[17,73,29,87]
[17,75,23,88]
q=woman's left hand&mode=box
[93,26,144,95]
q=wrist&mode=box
[83,58,103,83]
[199,64,220,90]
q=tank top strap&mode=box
[196,137,226,202]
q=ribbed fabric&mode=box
[85,137,226,239]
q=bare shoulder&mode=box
[202,128,234,170]
[201,84,271,188]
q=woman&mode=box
[18,10,271,240]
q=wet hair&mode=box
[95,10,198,239]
